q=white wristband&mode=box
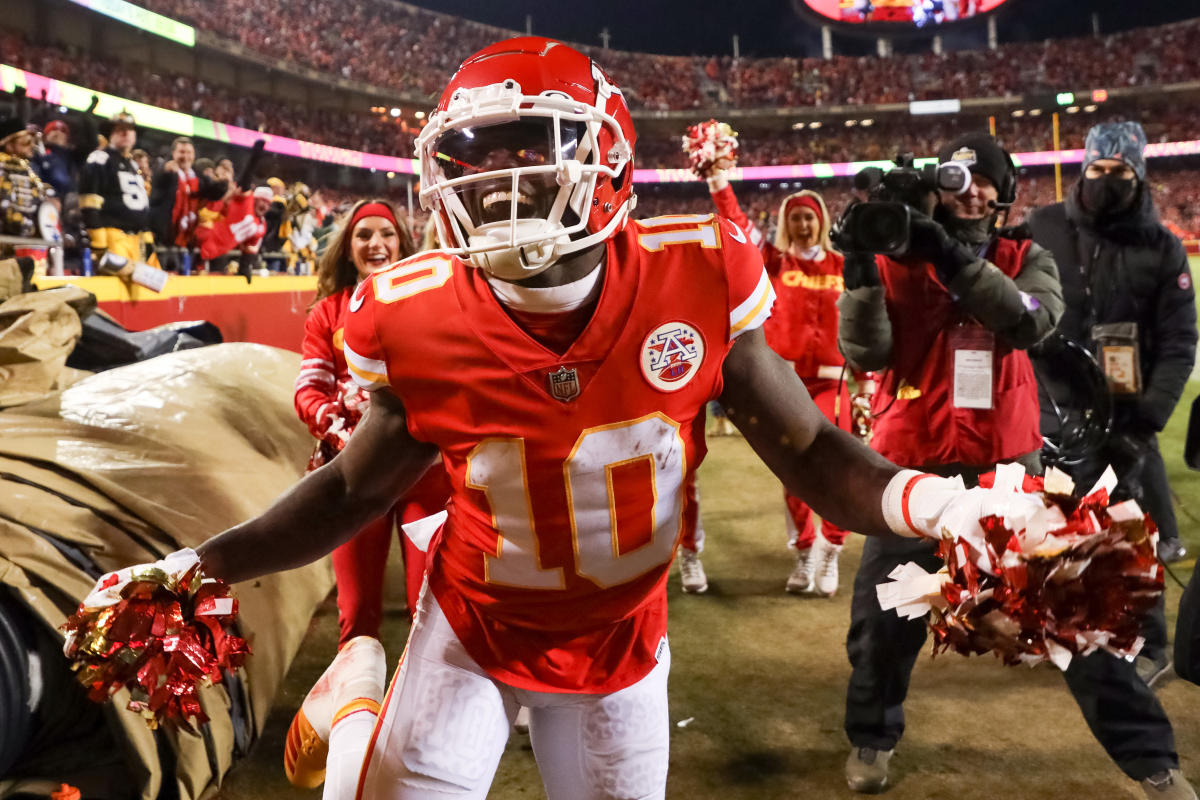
[882,469,927,537]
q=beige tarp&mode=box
[0,343,334,799]
[0,285,95,408]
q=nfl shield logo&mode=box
[548,366,580,402]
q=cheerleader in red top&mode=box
[295,198,450,645]
[704,166,872,597]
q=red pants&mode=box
[786,376,851,550]
[330,466,451,646]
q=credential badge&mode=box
[641,321,705,392]
[548,366,580,402]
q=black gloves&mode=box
[842,251,881,290]
[907,211,977,285]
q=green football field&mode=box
[216,258,1200,799]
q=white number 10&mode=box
[467,413,686,590]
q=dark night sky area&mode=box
[406,0,1196,58]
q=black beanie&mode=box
[938,132,1012,197]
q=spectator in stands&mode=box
[150,136,227,269]
[1030,121,1198,681]
[198,184,271,273]
[80,112,156,265]
[34,119,83,200]
[0,112,55,253]
[131,148,152,191]
[835,133,1066,795]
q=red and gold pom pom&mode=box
[681,119,739,178]
[62,561,250,731]
[880,467,1163,670]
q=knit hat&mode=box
[1083,121,1147,180]
[43,119,69,137]
[938,131,1012,197]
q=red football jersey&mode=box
[198,193,265,261]
[343,214,773,693]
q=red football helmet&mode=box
[416,37,637,280]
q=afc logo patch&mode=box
[640,322,705,392]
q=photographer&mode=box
[837,132,1192,800]
[836,132,1065,790]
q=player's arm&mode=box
[719,326,899,536]
[197,387,439,584]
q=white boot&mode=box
[679,549,709,594]
[812,533,844,597]
[786,546,815,594]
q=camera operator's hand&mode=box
[842,251,881,289]
[908,211,976,285]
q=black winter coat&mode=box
[1028,181,1196,435]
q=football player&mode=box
[80,112,156,265]
[86,39,1034,800]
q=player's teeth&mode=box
[482,191,532,210]
[482,191,510,208]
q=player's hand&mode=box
[896,474,1046,551]
[64,548,200,655]
[907,211,975,284]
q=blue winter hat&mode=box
[1083,121,1147,180]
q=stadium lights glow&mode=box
[1084,104,1098,112]
[844,119,858,127]
[1066,106,1080,113]
[1012,109,1026,117]
[809,121,822,129]
[66,0,195,46]
[792,122,806,130]
[861,119,875,127]
[415,111,426,119]
[387,171,396,178]
[389,108,402,117]
[1029,108,1043,116]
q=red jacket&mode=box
[712,184,847,380]
[870,237,1043,468]
[295,286,353,436]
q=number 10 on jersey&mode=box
[467,413,687,590]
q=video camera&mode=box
[833,153,971,256]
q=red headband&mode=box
[785,194,824,228]
[349,202,399,234]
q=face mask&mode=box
[943,213,993,246]
[1081,174,1138,216]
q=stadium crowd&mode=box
[126,0,1200,110]
[5,29,1199,175]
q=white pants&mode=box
[358,589,671,800]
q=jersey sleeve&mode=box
[342,277,391,392]
[294,297,339,435]
[710,184,763,248]
[718,216,775,342]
